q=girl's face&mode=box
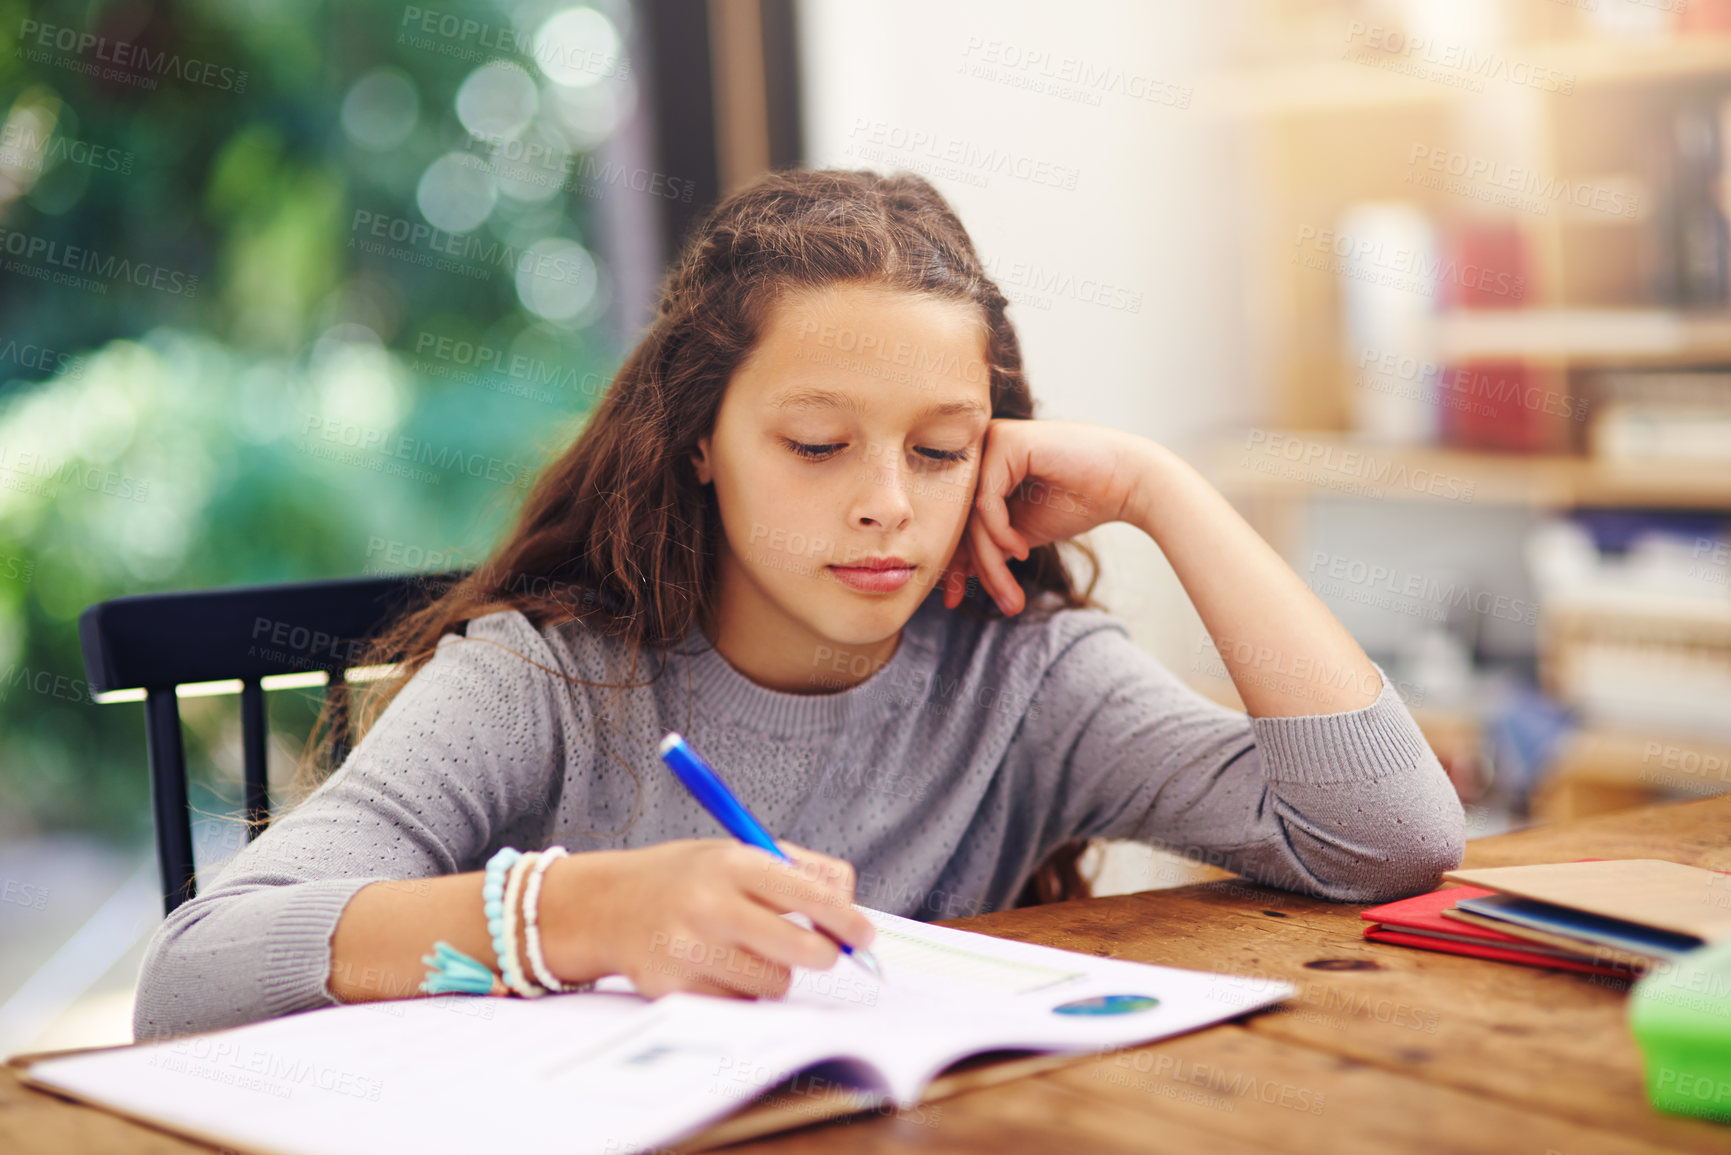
[692,282,992,688]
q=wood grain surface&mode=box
[6,795,1727,1154]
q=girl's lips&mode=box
[827,564,915,593]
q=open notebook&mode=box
[24,906,1292,1155]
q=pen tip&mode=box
[658,732,681,755]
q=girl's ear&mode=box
[690,436,713,485]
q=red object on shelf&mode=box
[1437,221,1529,312]
[1433,359,1538,452]
[1432,222,1572,453]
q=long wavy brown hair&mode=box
[295,168,1103,911]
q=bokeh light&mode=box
[514,237,599,322]
[415,151,498,234]
[340,68,419,152]
[542,72,635,151]
[532,6,622,89]
[491,121,571,204]
[455,61,539,140]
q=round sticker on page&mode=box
[1051,994,1160,1016]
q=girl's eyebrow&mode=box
[767,385,988,421]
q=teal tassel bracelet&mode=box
[419,941,499,996]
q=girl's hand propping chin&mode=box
[941,419,1154,616]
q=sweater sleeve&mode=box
[132,610,570,1041]
[1025,620,1465,903]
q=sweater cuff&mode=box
[1248,662,1432,785]
[260,877,383,1020]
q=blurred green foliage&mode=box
[0,0,631,841]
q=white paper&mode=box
[27,907,1292,1155]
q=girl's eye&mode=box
[785,439,844,460]
[782,439,969,464]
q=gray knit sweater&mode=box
[133,588,1464,1040]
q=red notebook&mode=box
[1360,884,1637,979]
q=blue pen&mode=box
[658,731,884,982]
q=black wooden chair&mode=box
[78,572,466,916]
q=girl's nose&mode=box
[853,451,916,529]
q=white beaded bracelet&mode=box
[499,852,549,998]
[523,846,594,994]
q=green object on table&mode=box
[1629,936,1731,1125]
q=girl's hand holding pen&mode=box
[534,839,876,1000]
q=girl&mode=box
[135,169,1463,1039]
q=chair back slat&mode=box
[79,571,468,915]
[240,679,269,842]
[144,688,196,913]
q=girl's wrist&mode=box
[537,850,617,985]
[1120,437,1188,540]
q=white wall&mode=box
[795,0,1252,672]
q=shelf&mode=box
[1546,727,1731,786]
[1198,430,1731,508]
[1211,34,1731,117]
[1531,725,1731,821]
[1431,309,1731,366]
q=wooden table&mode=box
[5,796,1729,1154]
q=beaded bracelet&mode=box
[419,845,594,998]
[485,846,545,998]
[499,851,549,998]
[483,846,521,989]
[523,846,594,994]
